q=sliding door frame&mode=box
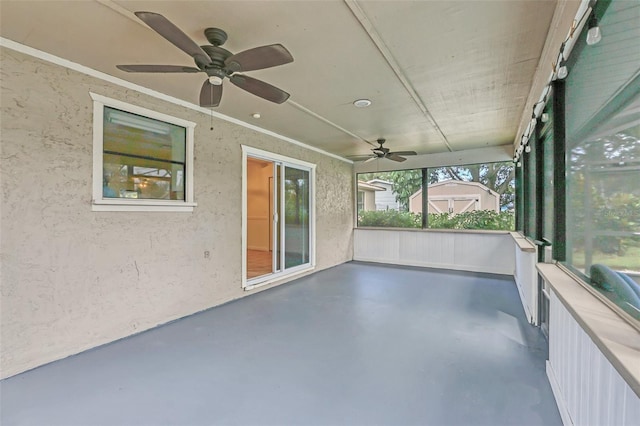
[241,145,316,290]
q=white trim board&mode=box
[514,274,535,324]
[0,37,352,164]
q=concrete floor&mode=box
[1,262,561,426]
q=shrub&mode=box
[442,210,515,231]
[358,209,514,231]
[358,210,421,228]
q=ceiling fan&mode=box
[348,139,417,163]
[116,12,294,107]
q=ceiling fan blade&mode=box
[363,156,379,163]
[387,154,407,162]
[390,151,417,156]
[200,81,223,107]
[230,74,290,104]
[135,12,209,62]
[225,44,293,73]
[116,65,201,73]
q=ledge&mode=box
[537,263,640,397]
[92,200,197,212]
[354,227,511,235]
[510,232,536,252]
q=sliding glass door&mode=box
[284,166,310,269]
[244,147,314,287]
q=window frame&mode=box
[355,161,515,231]
[90,93,197,212]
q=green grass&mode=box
[571,245,640,273]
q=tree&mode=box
[359,170,422,210]
[430,163,515,210]
[384,170,422,210]
[360,162,515,211]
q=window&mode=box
[565,96,640,320]
[357,170,422,228]
[356,162,515,231]
[540,103,554,245]
[515,161,524,231]
[90,93,196,212]
[357,191,364,212]
[563,0,640,321]
[427,162,515,230]
[523,140,537,239]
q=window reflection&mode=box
[102,107,186,201]
[566,98,640,320]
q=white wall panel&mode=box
[513,239,537,324]
[354,229,514,275]
[547,290,640,426]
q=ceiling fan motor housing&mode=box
[201,45,232,70]
[204,28,228,46]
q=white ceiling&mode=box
[0,0,558,160]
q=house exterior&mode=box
[0,47,354,379]
[409,181,500,215]
[357,181,385,212]
[366,179,399,211]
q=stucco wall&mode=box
[0,47,354,379]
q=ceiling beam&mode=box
[344,0,454,152]
[288,100,376,148]
[95,0,146,27]
[354,145,513,173]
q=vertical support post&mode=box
[421,168,428,229]
[515,163,523,231]
[535,120,545,263]
[523,143,535,238]
[553,80,566,261]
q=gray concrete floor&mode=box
[1,262,561,426]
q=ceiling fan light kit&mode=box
[116,12,294,108]
[208,76,223,86]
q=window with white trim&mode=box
[90,93,196,212]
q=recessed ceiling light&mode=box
[353,99,372,108]
[251,113,261,119]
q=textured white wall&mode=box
[513,235,538,325]
[0,47,354,378]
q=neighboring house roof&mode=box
[357,181,386,192]
[366,179,394,186]
[409,180,499,201]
